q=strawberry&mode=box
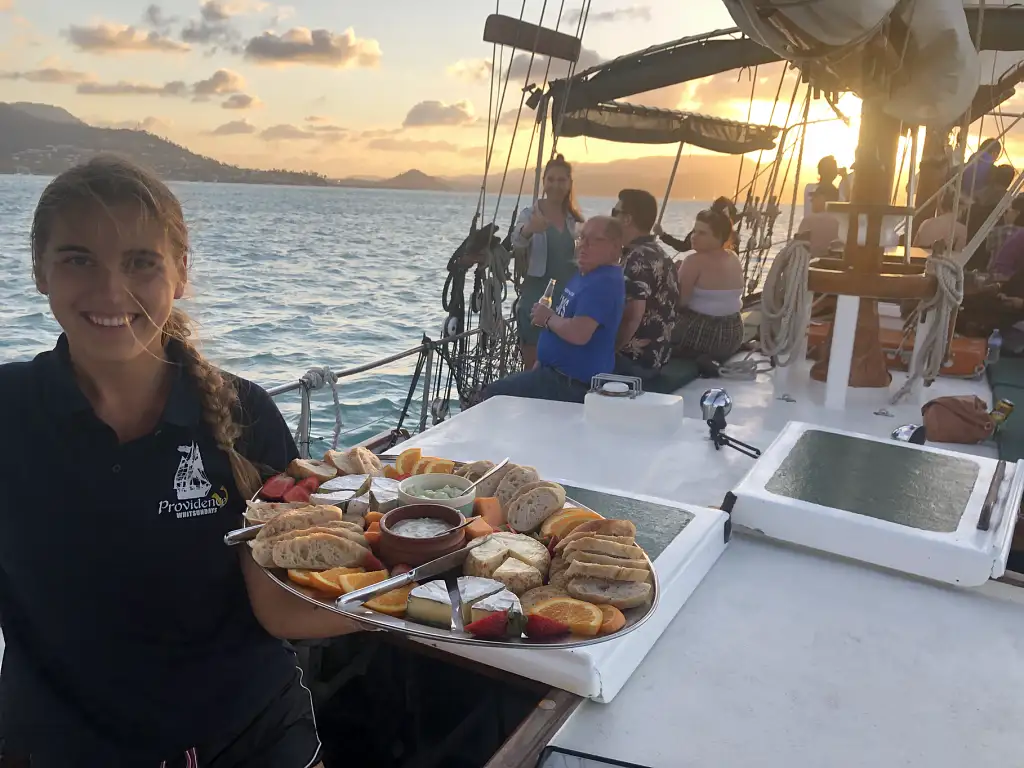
[525,614,570,639]
[464,610,509,638]
[363,552,385,571]
[260,473,294,501]
[297,476,321,493]
[282,484,311,503]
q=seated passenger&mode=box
[482,216,626,404]
[612,189,680,382]
[988,196,1024,278]
[654,196,738,253]
[672,209,745,363]
[796,188,840,257]
[914,189,967,252]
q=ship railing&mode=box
[265,327,508,459]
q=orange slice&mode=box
[413,457,436,475]
[321,566,365,580]
[383,465,402,480]
[309,571,346,597]
[363,583,417,616]
[529,597,603,637]
[598,604,626,635]
[542,508,604,539]
[287,569,316,587]
[395,447,422,475]
[424,459,455,474]
[337,569,389,594]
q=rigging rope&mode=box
[550,0,592,156]
[890,251,964,404]
[759,238,813,366]
[295,366,343,456]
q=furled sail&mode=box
[721,0,980,126]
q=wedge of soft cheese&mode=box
[491,558,544,595]
[470,588,522,624]
[405,580,454,628]
[456,576,505,624]
[492,532,550,574]
[311,475,400,515]
[464,536,511,579]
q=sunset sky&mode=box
[1,0,1022,182]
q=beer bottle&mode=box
[534,278,557,327]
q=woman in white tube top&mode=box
[672,208,745,362]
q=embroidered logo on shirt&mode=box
[158,442,229,518]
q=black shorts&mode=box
[0,668,320,768]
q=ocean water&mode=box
[0,174,770,451]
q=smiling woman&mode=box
[0,155,349,766]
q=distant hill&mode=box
[376,169,450,191]
[10,102,86,126]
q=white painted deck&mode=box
[396,369,1023,767]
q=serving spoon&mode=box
[420,457,510,538]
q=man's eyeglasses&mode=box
[611,207,623,218]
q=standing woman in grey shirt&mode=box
[511,154,585,369]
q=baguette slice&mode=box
[496,466,541,510]
[454,460,495,480]
[244,500,309,524]
[474,462,515,497]
[554,519,636,551]
[252,525,367,568]
[287,459,338,483]
[507,480,563,508]
[567,578,652,609]
[506,485,566,533]
[257,505,344,541]
[565,560,649,584]
[324,446,384,477]
[560,537,643,560]
[563,549,649,572]
[272,533,369,570]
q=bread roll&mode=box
[272,533,369,570]
[506,485,566,533]
[496,466,540,510]
[554,519,636,551]
[567,578,652,609]
[256,505,343,541]
[251,525,367,567]
[565,560,649,584]
[287,459,338,483]
[324,446,384,477]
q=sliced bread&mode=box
[287,459,338,483]
[565,560,649,584]
[454,460,495,480]
[560,536,644,560]
[554,519,636,550]
[324,446,384,477]
[244,500,309,524]
[474,462,515,497]
[507,480,564,508]
[567,577,652,609]
[520,585,569,612]
[272,532,369,570]
[252,525,368,568]
[563,549,649,572]
[506,485,566,533]
[256,505,344,540]
[496,465,541,510]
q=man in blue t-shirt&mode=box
[483,215,626,404]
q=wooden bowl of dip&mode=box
[379,503,467,567]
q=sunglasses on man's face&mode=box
[611,207,624,218]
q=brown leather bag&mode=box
[921,395,995,444]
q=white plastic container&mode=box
[584,390,685,436]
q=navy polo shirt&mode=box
[0,335,299,765]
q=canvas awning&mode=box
[555,100,779,153]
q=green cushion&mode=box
[987,359,1024,462]
[647,358,701,394]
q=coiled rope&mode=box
[759,238,813,366]
[295,366,343,457]
[890,251,964,404]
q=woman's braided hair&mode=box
[31,154,263,498]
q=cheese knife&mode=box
[336,545,474,607]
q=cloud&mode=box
[268,5,295,26]
[447,59,492,83]
[259,123,317,141]
[368,138,459,153]
[143,4,177,34]
[181,2,242,51]
[305,115,326,123]
[222,93,260,109]
[208,119,257,136]
[403,100,476,128]
[0,67,94,84]
[66,23,190,54]
[359,128,402,139]
[566,5,651,24]
[193,68,246,96]
[77,80,189,97]
[244,28,381,68]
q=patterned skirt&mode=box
[673,309,744,362]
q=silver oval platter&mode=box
[236,459,660,649]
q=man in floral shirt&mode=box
[612,189,680,381]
